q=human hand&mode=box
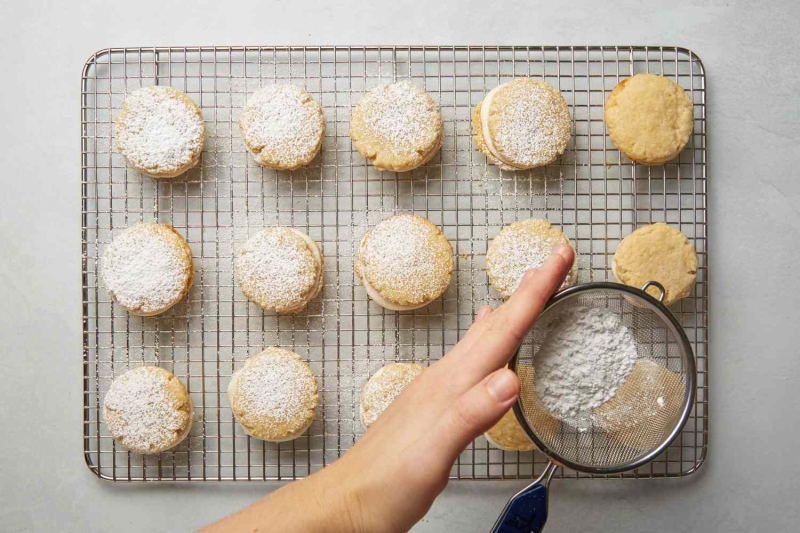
[203,243,574,533]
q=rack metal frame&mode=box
[82,46,707,481]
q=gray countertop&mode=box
[1,1,799,531]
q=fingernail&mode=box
[551,243,573,263]
[486,370,519,403]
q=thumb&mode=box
[423,368,520,465]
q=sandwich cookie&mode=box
[235,227,324,314]
[604,73,694,164]
[228,348,319,442]
[115,86,206,178]
[101,223,194,316]
[350,80,443,172]
[486,218,577,298]
[355,214,454,310]
[238,84,326,170]
[103,366,194,454]
[472,79,571,170]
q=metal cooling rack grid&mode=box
[82,46,707,481]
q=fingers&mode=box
[419,368,520,465]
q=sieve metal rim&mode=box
[510,281,697,475]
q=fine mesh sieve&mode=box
[492,281,695,533]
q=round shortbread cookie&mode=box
[235,227,324,314]
[612,222,697,306]
[227,348,319,442]
[472,79,571,170]
[605,73,694,165]
[115,86,206,178]
[238,84,326,170]
[355,214,454,310]
[593,359,685,451]
[103,366,194,455]
[360,363,424,428]
[102,223,194,316]
[350,80,444,172]
[486,218,577,298]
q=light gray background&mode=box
[1,0,798,531]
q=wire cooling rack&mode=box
[82,46,707,481]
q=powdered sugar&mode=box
[238,84,325,168]
[535,306,637,428]
[102,223,193,315]
[115,86,205,176]
[103,367,192,454]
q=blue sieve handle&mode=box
[491,481,549,533]
[491,461,556,533]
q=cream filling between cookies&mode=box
[360,275,430,311]
[480,84,526,170]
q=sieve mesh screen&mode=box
[514,285,694,472]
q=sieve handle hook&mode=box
[491,461,557,533]
[641,281,666,303]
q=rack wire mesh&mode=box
[82,46,707,481]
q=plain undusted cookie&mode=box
[103,366,194,454]
[102,223,194,316]
[235,227,324,314]
[115,86,206,178]
[355,214,454,310]
[350,80,444,172]
[227,348,319,442]
[612,222,697,305]
[605,73,694,164]
[472,79,571,170]
[238,84,326,170]
[593,359,685,451]
[360,363,424,428]
[486,218,577,298]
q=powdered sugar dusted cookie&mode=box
[235,227,324,314]
[115,86,206,178]
[228,348,319,442]
[101,223,194,316]
[350,81,443,172]
[238,84,326,170]
[103,366,193,454]
[473,79,571,170]
[355,214,454,310]
[486,218,577,298]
